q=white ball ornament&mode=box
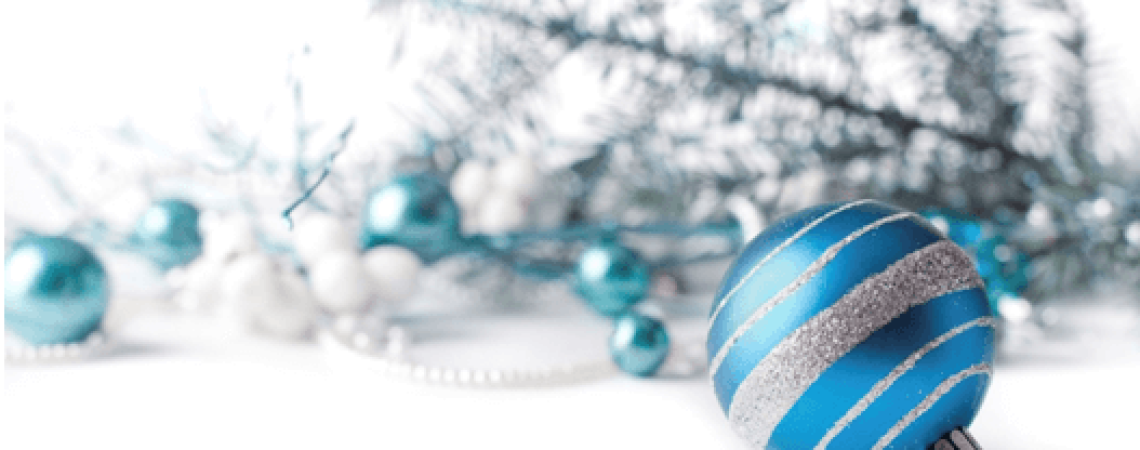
[309,250,373,314]
[255,269,317,339]
[202,214,258,262]
[292,213,354,266]
[492,153,540,195]
[175,257,227,310]
[450,160,492,210]
[478,190,528,235]
[362,246,422,304]
[220,253,280,326]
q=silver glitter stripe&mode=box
[871,364,993,450]
[814,317,998,450]
[709,211,915,378]
[727,240,981,449]
[707,199,877,328]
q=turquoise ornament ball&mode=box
[5,235,110,345]
[573,240,651,317]
[708,200,994,450]
[609,312,670,377]
[360,174,463,262]
[135,198,203,269]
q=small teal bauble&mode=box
[573,240,651,317]
[708,200,994,450]
[5,235,110,345]
[609,312,670,377]
[135,198,203,269]
[360,174,463,262]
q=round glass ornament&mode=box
[360,174,464,262]
[609,312,670,377]
[707,200,994,450]
[573,239,651,317]
[5,235,110,346]
[134,198,203,269]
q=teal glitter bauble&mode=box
[135,198,203,269]
[573,240,651,317]
[5,235,110,345]
[359,174,463,262]
[609,312,670,377]
[709,200,994,450]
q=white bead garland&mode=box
[5,331,111,364]
[362,245,422,304]
[318,328,620,388]
[309,249,373,314]
[292,213,354,266]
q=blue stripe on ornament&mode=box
[712,215,943,412]
[706,200,901,362]
[708,201,855,320]
[765,287,992,450]
[877,366,991,450]
[828,299,994,448]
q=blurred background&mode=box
[5,0,1140,449]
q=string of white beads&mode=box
[5,331,110,364]
[319,327,619,388]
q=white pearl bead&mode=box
[309,250,373,314]
[361,246,422,304]
[255,269,317,339]
[450,160,492,210]
[203,214,258,262]
[478,190,528,235]
[220,254,279,325]
[292,213,354,266]
[492,153,539,195]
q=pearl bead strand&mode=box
[5,331,111,364]
[319,327,619,388]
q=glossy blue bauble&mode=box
[573,240,651,317]
[609,312,670,377]
[360,174,463,263]
[708,200,994,450]
[134,198,203,269]
[5,235,110,345]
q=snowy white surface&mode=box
[6,308,1140,450]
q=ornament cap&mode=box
[930,428,982,450]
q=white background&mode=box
[6,0,1140,448]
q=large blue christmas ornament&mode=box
[360,174,463,262]
[707,199,994,450]
[134,198,203,269]
[573,239,651,317]
[5,235,110,345]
